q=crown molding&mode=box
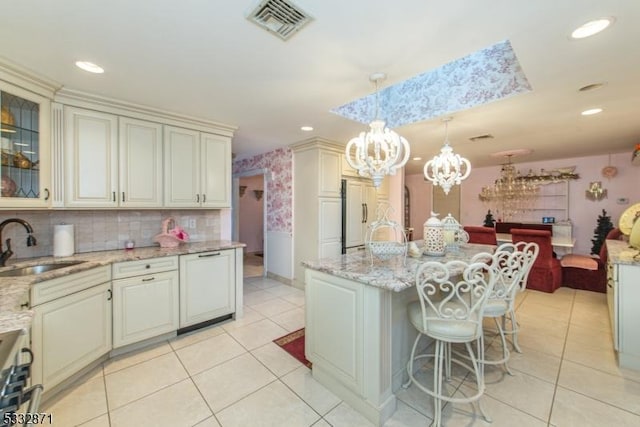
[54,88,237,137]
[0,56,62,98]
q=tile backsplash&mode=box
[0,210,222,260]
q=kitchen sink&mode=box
[0,261,86,277]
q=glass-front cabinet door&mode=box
[0,82,51,207]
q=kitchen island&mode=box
[302,243,495,426]
[606,240,640,371]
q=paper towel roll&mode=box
[53,224,75,257]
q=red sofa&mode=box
[463,225,498,245]
[510,228,562,293]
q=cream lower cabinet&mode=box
[608,261,640,370]
[31,266,112,391]
[179,250,235,328]
[164,126,231,208]
[112,257,179,348]
[112,270,179,348]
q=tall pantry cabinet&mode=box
[291,139,343,288]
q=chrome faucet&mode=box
[0,218,37,267]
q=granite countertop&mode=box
[302,242,496,293]
[0,240,245,334]
[607,239,640,265]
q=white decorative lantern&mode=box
[423,212,445,256]
[441,213,468,252]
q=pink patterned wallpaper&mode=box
[233,147,293,233]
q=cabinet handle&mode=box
[197,194,200,203]
[145,264,151,269]
[112,192,116,202]
[107,289,112,301]
[122,192,125,202]
[202,194,206,203]
[44,188,50,201]
[20,301,30,309]
[199,252,220,258]
[364,203,368,222]
[20,348,34,365]
[361,203,365,223]
[142,277,155,282]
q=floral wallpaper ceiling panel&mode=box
[331,40,532,128]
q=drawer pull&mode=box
[199,253,220,258]
[20,301,30,309]
[107,289,112,301]
[145,264,151,269]
[142,277,155,282]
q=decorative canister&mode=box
[423,212,445,256]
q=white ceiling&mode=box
[1,0,639,174]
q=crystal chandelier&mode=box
[423,118,471,195]
[345,73,410,188]
[478,155,540,221]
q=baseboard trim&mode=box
[267,271,295,287]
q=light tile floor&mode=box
[244,253,264,278]
[42,280,640,426]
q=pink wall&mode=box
[460,152,640,254]
[238,175,264,253]
[233,147,292,233]
[404,173,433,240]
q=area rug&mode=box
[273,328,312,368]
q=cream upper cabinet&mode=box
[200,132,231,208]
[64,107,164,208]
[64,106,119,207]
[0,81,52,208]
[118,117,163,207]
[163,126,200,207]
[164,125,231,208]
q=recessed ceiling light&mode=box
[581,108,603,116]
[412,156,422,161]
[469,134,494,142]
[571,17,614,39]
[300,126,313,131]
[579,82,606,92]
[75,61,105,74]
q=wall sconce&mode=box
[239,186,247,197]
[254,190,264,201]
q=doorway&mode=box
[232,170,268,278]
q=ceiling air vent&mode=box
[247,0,313,41]
[469,134,494,142]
